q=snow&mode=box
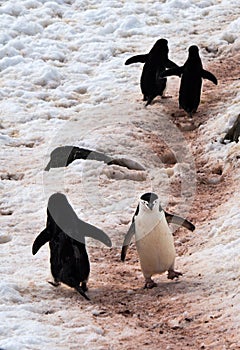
[0,0,239,349]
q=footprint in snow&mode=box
[0,233,12,244]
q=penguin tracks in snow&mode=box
[103,165,147,181]
[0,233,12,244]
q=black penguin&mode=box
[125,38,179,106]
[44,145,144,171]
[32,193,112,300]
[159,45,218,116]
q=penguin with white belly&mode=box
[121,192,195,288]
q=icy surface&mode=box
[0,0,239,349]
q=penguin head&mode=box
[152,38,169,54]
[188,45,199,56]
[154,38,168,47]
[48,192,70,219]
[140,192,159,211]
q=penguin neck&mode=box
[188,55,202,69]
[135,206,165,240]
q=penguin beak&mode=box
[147,202,154,210]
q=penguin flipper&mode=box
[32,228,51,255]
[159,66,183,78]
[202,69,218,85]
[166,59,179,69]
[77,219,112,247]
[125,54,148,65]
[165,212,195,232]
[121,222,135,261]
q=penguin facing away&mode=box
[159,45,218,117]
[121,192,195,289]
[32,193,112,300]
[125,38,179,106]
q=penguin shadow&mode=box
[86,275,204,319]
[144,89,198,130]
[89,248,201,302]
[173,117,200,132]
[149,276,200,297]
[143,95,173,107]
[90,277,190,298]
[45,281,91,302]
[160,102,201,131]
[167,92,217,130]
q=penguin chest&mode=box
[135,217,176,277]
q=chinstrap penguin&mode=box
[121,192,195,288]
[125,38,179,106]
[159,45,218,117]
[45,145,145,171]
[32,193,112,300]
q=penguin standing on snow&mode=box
[125,38,179,106]
[159,45,218,117]
[121,192,195,289]
[32,193,112,300]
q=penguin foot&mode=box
[145,95,156,106]
[81,281,88,292]
[145,100,152,107]
[48,280,60,287]
[75,286,90,301]
[144,279,157,289]
[167,270,183,280]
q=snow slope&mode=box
[0,0,239,349]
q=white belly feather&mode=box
[135,210,175,278]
